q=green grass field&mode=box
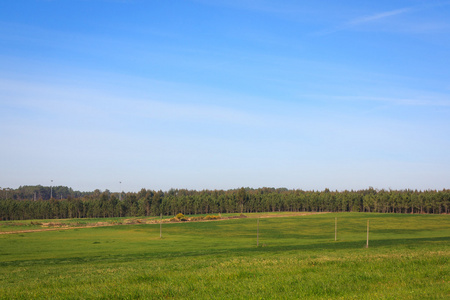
[0,213,449,299]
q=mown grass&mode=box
[0,213,449,299]
[0,216,163,233]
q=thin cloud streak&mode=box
[348,7,412,25]
[297,94,450,107]
[0,77,272,129]
[313,2,450,36]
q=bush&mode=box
[175,213,185,220]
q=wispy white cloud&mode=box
[301,94,450,107]
[315,2,450,36]
[315,7,413,35]
[348,7,412,26]
[0,77,270,129]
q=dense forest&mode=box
[0,186,449,220]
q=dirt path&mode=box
[0,212,328,235]
[0,224,116,235]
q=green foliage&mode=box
[1,187,449,221]
[175,213,185,219]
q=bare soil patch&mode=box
[0,212,327,235]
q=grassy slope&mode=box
[0,213,449,299]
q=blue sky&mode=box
[1,0,449,192]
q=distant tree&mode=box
[237,187,247,213]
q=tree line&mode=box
[0,186,449,220]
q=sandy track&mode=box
[0,212,327,235]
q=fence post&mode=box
[257,218,259,247]
[160,213,162,239]
[366,219,369,248]
[335,217,337,241]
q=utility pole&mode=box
[50,180,53,199]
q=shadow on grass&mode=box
[1,236,448,267]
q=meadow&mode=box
[0,213,449,299]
